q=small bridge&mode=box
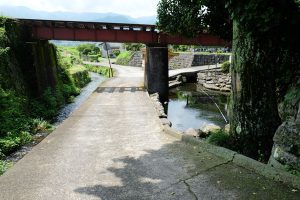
[17,18,230,102]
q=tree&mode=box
[157,0,300,160]
[77,44,100,56]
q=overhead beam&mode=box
[17,19,230,46]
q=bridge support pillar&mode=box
[144,44,169,102]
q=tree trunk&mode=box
[230,20,281,161]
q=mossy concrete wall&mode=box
[0,18,68,97]
[31,40,60,96]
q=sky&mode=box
[0,0,160,17]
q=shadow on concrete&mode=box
[95,87,145,93]
[73,141,300,200]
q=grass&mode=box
[115,51,134,65]
[0,160,13,175]
[30,118,53,134]
[68,65,88,74]
[84,64,114,77]
[207,131,230,147]
[67,65,91,88]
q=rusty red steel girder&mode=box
[17,19,230,46]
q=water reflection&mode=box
[167,83,229,132]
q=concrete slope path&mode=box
[0,65,299,200]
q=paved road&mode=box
[0,66,299,200]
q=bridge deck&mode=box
[0,66,298,199]
[17,19,230,46]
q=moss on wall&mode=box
[0,17,79,158]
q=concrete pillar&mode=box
[144,44,169,102]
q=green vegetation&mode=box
[0,17,86,174]
[207,131,230,147]
[84,65,113,77]
[30,118,53,134]
[171,45,190,52]
[0,132,32,155]
[112,49,121,57]
[122,43,144,51]
[0,160,13,175]
[285,165,300,177]
[157,0,300,161]
[116,51,134,65]
[57,46,91,89]
[221,61,230,73]
[57,46,82,65]
[76,44,101,62]
[68,66,91,88]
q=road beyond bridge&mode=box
[0,65,299,200]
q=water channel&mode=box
[55,72,106,125]
[167,83,229,132]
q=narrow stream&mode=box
[55,72,106,125]
[167,83,229,132]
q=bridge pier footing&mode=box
[144,44,169,102]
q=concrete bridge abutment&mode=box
[144,44,169,102]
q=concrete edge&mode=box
[162,125,300,189]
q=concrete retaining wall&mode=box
[197,70,231,92]
[192,54,230,66]
[128,51,143,67]
[169,54,194,69]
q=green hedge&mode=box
[68,66,91,88]
[87,54,101,62]
[84,65,113,77]
[221,61,230,73]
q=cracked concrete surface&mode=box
[0,65,299,200]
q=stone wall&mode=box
[169,53,230,69]
[192,54,230,66]
[137,52,231,69]
[128,51,142,67]
[269,101,300,173]
[169,54,194,69]
[197,70,231,92]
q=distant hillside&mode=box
[0,6,156,24]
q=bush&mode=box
[0,160,13,175]
[30,118,52,134]
[116,51,134,66]
[122,43,143,51]
[0,89,31,136]
[84,65,113,77]
[77,44,101,60]
[87,54,101,62]
[172,45,190,52]
[112,49,121,57]
[221,61,230,73]
[207,131,230,147]
[29,84,78,120]
[68,66,91,88]
[0,131,32,155]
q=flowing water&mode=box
[167,83,229,132]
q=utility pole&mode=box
[104,42,113,78]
